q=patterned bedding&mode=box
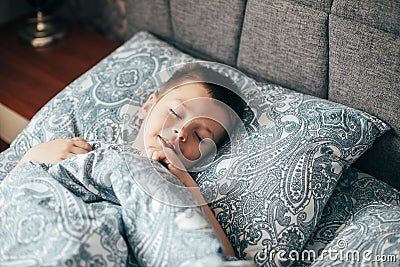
[298,168,400,266]
[0,143,223,266]
[1,144,398,266]
[0,30,398,266]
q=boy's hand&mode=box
[17,137,92,166]
[149,147,235,256]
[149,148,195,187]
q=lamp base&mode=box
[18,12,67,48]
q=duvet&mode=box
[0,143,223,267]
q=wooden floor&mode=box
[0,139,9,152]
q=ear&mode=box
[138,93,157,119]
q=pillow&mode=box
[190,80,389,266]
[309,203,400,266]
[297,167,400,265]
[1,32,390,266]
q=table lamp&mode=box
[18,0,68,48]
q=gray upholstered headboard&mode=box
[124,0,400,188]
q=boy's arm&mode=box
[167,166,235,257]
[150,148,235,256]
[13,137,91,170]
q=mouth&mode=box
[158,135,176,152]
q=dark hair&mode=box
[158,63,246,119]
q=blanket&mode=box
[0,143,223,267]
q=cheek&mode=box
[145,110,165,132]
[160,115,174,130]
[179,141,201,161]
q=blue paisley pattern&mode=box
[192,83,389,265]
[0,143,223,266]
[0,31,392,266]
[310,203,400,267]
[296,168,400,267]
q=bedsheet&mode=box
[0,143,224,267]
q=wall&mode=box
[0,0,33,25]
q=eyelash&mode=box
[169,108,203,142]
[169,108,181,119]
[195,132,202,141]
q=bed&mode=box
[0,0,399,266]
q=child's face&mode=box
[139,83,233,169]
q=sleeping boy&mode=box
[13,63,246,257]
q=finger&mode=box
[151,150,166,162]
[72,140,92,151]
[163,149,186,171]
[60,152,76,161]
[150,150,157,160]
[145,147,154,158]
[70,146,90,155]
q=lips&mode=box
[158,135,176,151]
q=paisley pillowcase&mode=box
[298,167,400,266]
[191,81,389,265]
[1,32,390,266]
[309,203,400,267]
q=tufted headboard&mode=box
[123,0,400,188]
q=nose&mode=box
[173,128,187,142]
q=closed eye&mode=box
[169,108,181,119]
[195,132,202,141]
